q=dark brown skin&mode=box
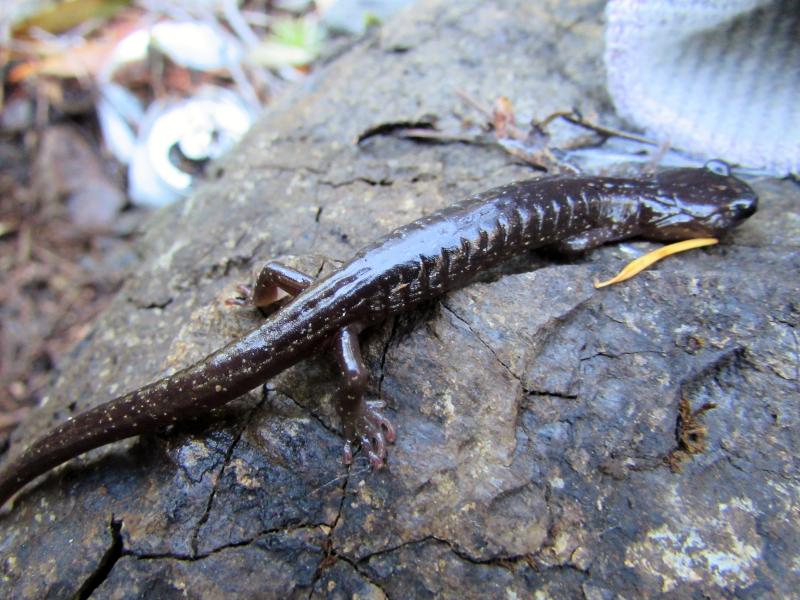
[0,165,757,506]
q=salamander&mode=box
[0,164,757,506]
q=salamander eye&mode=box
[704,159,731,176]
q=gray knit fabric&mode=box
[605,0,799,176]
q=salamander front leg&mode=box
[227,261,314,308]
[551,227,622,255]
[333,324,396,467]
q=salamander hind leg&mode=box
[227,261,315,308]
[333,324,396,467]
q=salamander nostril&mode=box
[732,196,758,219]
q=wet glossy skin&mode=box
[0,166,757,506]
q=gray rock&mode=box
[1,0,798,597]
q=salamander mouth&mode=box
[649,193,757,239]
[705,192,758,232]
[687,188,758,231]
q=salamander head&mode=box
[642,162,758,240]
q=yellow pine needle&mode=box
[594,238,719,288]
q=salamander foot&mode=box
[342,401,396,468]
[225,284,256,306]
[226,262,314,308]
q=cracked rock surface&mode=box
[1,0,799,597]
